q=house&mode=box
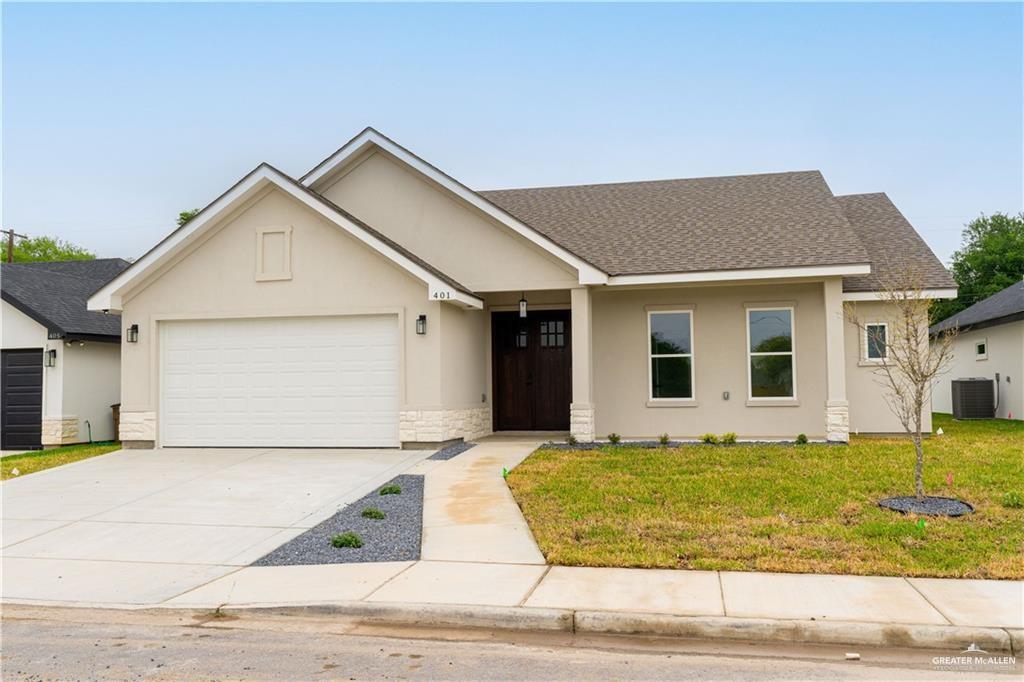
[931,280,1023,420]
[1,259,130,449]
[86,128,955,449]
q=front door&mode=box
[1,349,43,450]
[492,310,571,431]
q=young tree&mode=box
[845,266,957,501]
[12,236,95,263]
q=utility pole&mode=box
[2,228,28,263]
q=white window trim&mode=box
[254,226,292,282]
[975,339,988,361]
[647,309,696,402]
[863,322,888,363]
[746,306,797,401]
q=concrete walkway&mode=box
[3,437,1021,651]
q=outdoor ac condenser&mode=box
[951,378,995,419]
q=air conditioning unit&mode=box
[951,378,994,419]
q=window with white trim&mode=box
[649,311,693,399]
[747,308,795,399]
[865,323,888,361]
[975,340,988,360]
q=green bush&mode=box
[331,532,363,548]
[361,507,386,520]
[607,433,621,444]
[566,434,578,446]
[795,433,809,445]
[658,433,670,446]
[720,432,737,445]
[1002,491,1023,509]
[701,433,719,445]
[379,484,402,496]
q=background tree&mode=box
[177,209,200,227]
[932,212,1024,323]
[846,266,957,501]
[12,236,95,263]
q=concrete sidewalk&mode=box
[3,437,1022,653]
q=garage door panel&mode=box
[160,316,399,447]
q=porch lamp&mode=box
[126,324,139,343]
[45,349,57,367]
[415,314,427,335]
[519,293,528,318]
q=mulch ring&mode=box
[878,495,974,517]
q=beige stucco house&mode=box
[87,128,955,448]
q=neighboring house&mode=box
[1,259,130,449]
[931,280,1024,420]
[86,128,954,449]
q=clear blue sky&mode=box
[3,2,1021,265]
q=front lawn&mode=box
[507,414,1023,579]
[1,442,121,480]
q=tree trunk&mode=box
[913,434,925,501]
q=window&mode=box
[975,340,988,360]
[649,311,693,399]
[540,320,565,347]
[865,323,888,361]
[747,308,795,399]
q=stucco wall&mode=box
[591,283,828,439]
[118,186,449,443]
[60,341,121,441]
[439,304,488,410]
[1,299,46,349]
[932,321,1023,420]
[321,151,579,292]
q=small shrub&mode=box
[379,484,402,496]
[566,434,578,446]
[658,433,670,446]
[331,532,363,549]
[720,432,737,445]
[795,433,809,445]
[1002,491,1023,509]
[361,507,386,520]
[701,433,718,445]
[607,433,621,444]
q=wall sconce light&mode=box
[126,324,139,343]
[519,293,528,318]
[45,349,57,367]
[415,314,427,335]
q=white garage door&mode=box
[160,316,399,447]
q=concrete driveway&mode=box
[1,447,425,605]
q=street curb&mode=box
[573,611,1016,654]
[215,601,575,633]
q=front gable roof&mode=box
[300,127,609,285]
[2,259,130,339]
[87,164,482,313]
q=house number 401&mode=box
[431,291,453,300]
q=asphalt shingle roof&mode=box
[1,259,130,338]
[931,280,1024,333]
[835,193,954,293]
[480,171,872,277]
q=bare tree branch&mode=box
[844,264,958,500]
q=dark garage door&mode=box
[1,349,43,450]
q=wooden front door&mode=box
[492,310,571,431]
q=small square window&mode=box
[975,341,988,360]
[865,323,887,360]
[539,320,565,347]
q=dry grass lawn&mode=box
[507,414,1023,578]
[1,442,121,480]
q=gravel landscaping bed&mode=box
[540,440,830,450]
[427,441,477,460]
[253,474,423,565]
[878,495,974,517]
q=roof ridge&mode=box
[479,169,825,194]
